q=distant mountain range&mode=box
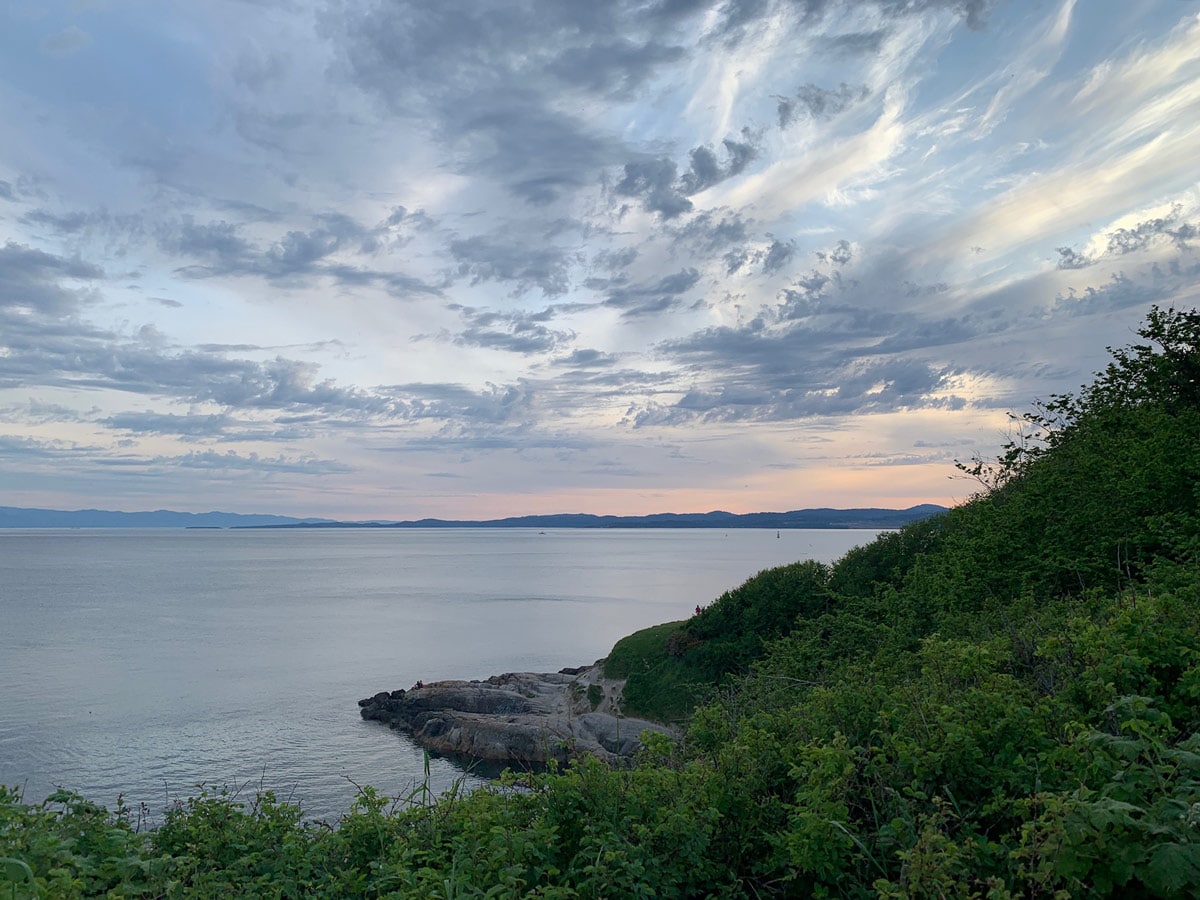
[0,504,946,530]
[0,506,337,529]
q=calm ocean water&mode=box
[0,527,876,821]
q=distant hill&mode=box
[0,504,946,530]
[247,505,948,530]
[0,506,336,529]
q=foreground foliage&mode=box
[3,306,1199,897]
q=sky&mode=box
[1,0,1198,520]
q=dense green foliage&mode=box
[610,560,835,722]
[4,306,1199,897]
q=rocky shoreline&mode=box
[358,664,675,767]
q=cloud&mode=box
[616,134,760,218]
[602,267,702,317]
[553,348,620,368]
[816,239,854,266]
[0,242,103,316]
[161,449,354,475]
[544,37,686,97]
[1055,207,1198,270]
[449,232,577,296]
[163,218,255,271]
[98,411,302,442]
[777,83,871,128]
[1055,246,1092,270]
[40,25,92,58]
[330,0,662,205]
[450,305,576,355]
[761,238,796,275]
[670,210,750,254]
[160,215,441,296]
[378,381,537,428]
[614,158,692,219]
[1107,208,1199,256]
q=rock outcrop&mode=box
[359,665,674,767]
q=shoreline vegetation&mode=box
[3,305,1198,897]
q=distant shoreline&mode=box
[1,504,946,530]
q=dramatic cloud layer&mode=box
[1,0,1198,518]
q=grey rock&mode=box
[358,667,675,766]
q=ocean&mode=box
[0,527,876,821]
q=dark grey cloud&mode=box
[329,0,982,218]
[101,411,239,439]
[1051,268,1191,322]
[1054,210,1198,271]
[679,135,759,193]
[99,411,317,444]
[163,217,255,271]
[590,246,639,273]
[615,158,692,219]
[0,400,88,425]
[0,242,104,315]
[822,30,888,55]
[679,145,722,196]
[152,449,353,476]
[553,348,620,368]
[21,209,92,234]
[816,239,853,266]
[1107,208,1199,256]
[0,241,551,440]
[724,249,751,275]
[639,317,964,424]
[602,267,702,317]
[671,210,750,254]
[449,233,577,297]
[777,83,871,128]
[617,134,760,218]
[381,381,535,427]
[19,208,147,244]
[0,287,400,421]
[544,38,687,97]
[636,219,1200,428]
[161,215,441,296]
[382,205,435,235]
[0,434,89,460]
[698,0,992,49]
[332,1,663,204]
[777,270,833,318]
[1055,246,1091,270]
[0,181,14,201]
[178,211,368,278]
[450,305,576,355]
[761,238,796,275]
[265,228,342,272]
[453,96,619,205]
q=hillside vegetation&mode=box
[3,306,1199,897]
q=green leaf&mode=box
[1143,842,1200,896]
